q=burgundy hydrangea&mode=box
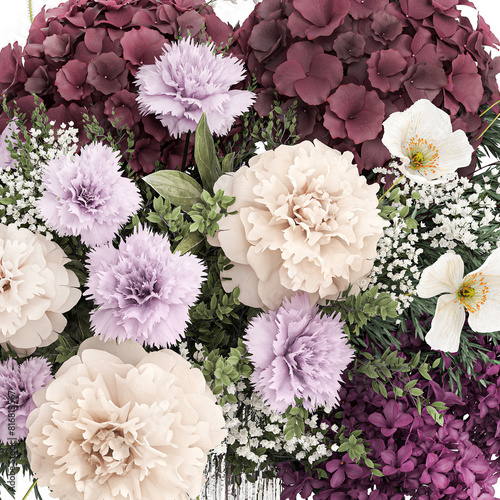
[0,0,233,174]
[278,320,500,499]
[232,0,500,174]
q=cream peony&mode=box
[0,224,81,355]
[208,140,387,309]
[26,337,227,500]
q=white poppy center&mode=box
[403,135,440,176]
[455,272,489,313]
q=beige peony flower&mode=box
[208,140,387,309]
[26,337,227,500]
[0,224,81,355]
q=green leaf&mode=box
[144,170,203,211]
[174,231,204,255]
[194,112,221,193]
[221,152,235,173]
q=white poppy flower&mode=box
[382,99,473,184]
[416,249,500,352]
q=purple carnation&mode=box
[136,37,255,137]
[37,143,142,246]
[0,123,18,171]
[0,357,52,443]
[245,292,354,412]
[85,227,205,347]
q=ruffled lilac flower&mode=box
[0,357,52,443]
[244,292,354,412]
[37,143,142,247]
[85,227,205,347]
[136,37,255,137]
[0,123,18,171]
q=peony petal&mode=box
[416,252,464,298]
[425,293,466,352]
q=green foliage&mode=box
[187,189,236,237]
[325,285,398,338]
[216,87,300,169]
[194,112,222,193]
[283,399,308,440]
[143,170,203,211]
[351,349,448,426]
[335,427,383,477]
[378,184,418,232]
[198,340,252,405]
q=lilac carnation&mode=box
[85,227,205,347]
[245,292,354,412]
[37,143,141,247]
[0,357,52,443]
[0,123,18,171]
[136,37,255,137]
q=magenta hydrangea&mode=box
[37,143,142,246]
[245,292,354,412]
[232,0,500,174]
[136,37,255,137]
[278,319,500,500]
[85,226,205,348]
[0,357,52,443]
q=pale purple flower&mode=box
[245,292,354,412]
[37,143,142,246]
[0,357,52,443]
[0,123,18,171]
[136,37,255,137]
[85,226,205,347]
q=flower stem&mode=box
[181,130,191,171]
[22,479,37,500]
[378,175,405,204]
[479,98,500,118]
[27,0,34,23]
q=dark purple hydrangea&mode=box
[0,0,233,173]
[278,319,500,499]
[232,0,500,174]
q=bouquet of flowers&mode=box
[1,0,500,499]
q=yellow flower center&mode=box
[455,272,489,313]
[403,136,440,175]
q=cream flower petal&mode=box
[468,297,500,333]
[26,341,226,500]
[382,99,473,184]
[425,294,466,353]
[416,252,464,298]
[211,140,387,309]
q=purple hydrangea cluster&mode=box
[85,226,205,348]
[232,0,500,174]
[0,357,52,443]
[37,143,142,246]
[0,0,234,173]
[278,320,500,500]
[245,292,354,413]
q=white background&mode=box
[0,0,499,499]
